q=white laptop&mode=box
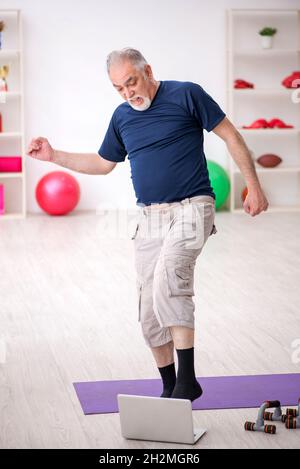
[117,394,206,445]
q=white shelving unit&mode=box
[0,9,25,220]
[227,9,300,213]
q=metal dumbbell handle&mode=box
[265,400,281,408]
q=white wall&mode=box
[1,0,299,212]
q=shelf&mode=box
[0,91,22,100]
[0,172,24,178]
[0,10,25,219]
[238,128,300,136]
[232,88,296,96]
[233,205,300,213]
[231,9,299,16]
[0,212,25,220]
[227,8,300,214]
[0,132,23,139]
[0,49,20,58]
[233,166,300,174]
[231,49,300,56]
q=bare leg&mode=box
[150,327,194,366]
[150,340,174,367]
[170,326,194,349]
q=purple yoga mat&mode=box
[73,373,300,415]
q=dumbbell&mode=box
[285,398,300,419]
[245,401,280,434]
[285,415,300,429]
[285,398,300,430]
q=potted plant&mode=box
[0,21,4,50]
[259,27,277,49]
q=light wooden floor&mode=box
[0,210,299,449]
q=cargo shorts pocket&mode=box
[165,258,195,297]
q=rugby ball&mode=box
[256,154,282,168]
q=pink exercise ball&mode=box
[36,171,80,216]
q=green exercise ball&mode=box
[207,160,230,210]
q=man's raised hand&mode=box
[26,137,54,162]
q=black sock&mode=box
[158,362,176,398]
[171,347,203,402]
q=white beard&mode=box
[128,96,152,111]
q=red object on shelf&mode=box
[0,184,4,215]
[234,79,254,89]
[242,118,269,129]
[281,71,300,88]
[256,154,282,168]
[0,156,22,172]
[268,118,294,129]
[241,187,248,202]
[242,118,294,129]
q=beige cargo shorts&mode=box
[131,195,217,348]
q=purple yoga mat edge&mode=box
[73,373,300,415]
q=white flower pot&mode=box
[261,36,273,49]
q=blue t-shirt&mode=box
[99,80,226,206]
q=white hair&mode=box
[106,48,148,74]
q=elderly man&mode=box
[27,48,268,402]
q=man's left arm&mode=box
[213,117,269,216]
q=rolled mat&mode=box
[73,373,300,415]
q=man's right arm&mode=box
[52,149,117,175]
[26,137,117,175]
